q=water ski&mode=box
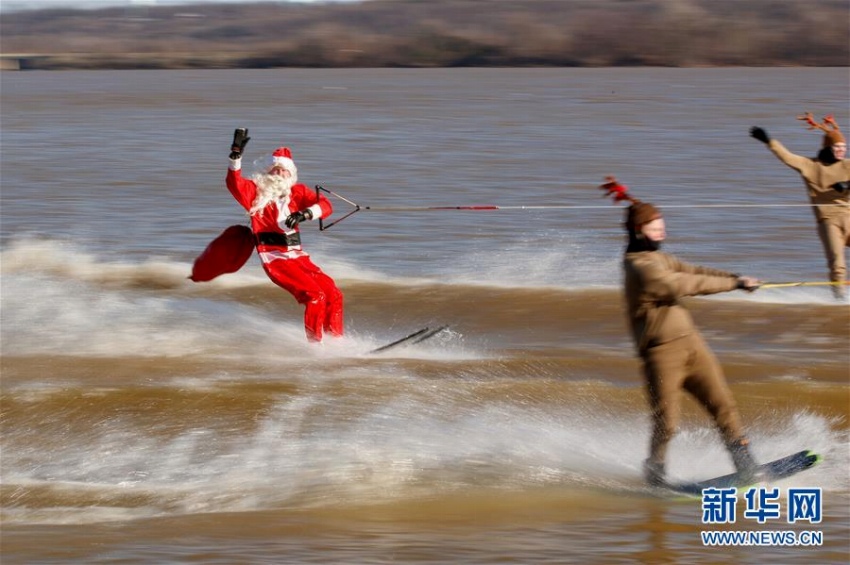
[665,450,821,496]
[368,325,449,354]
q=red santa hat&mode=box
[269,147,298,175]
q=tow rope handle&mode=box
[760,281,849,289]
[316,185,361,231]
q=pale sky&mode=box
[1,0,363,13]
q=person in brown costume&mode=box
[622,199,762,487]
[750,113,850,300]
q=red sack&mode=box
[190,224,255,282]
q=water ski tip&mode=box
[368,325,449,354]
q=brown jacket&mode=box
[624,251,738,353]
[768,139,850,222]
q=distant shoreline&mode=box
[2,0,848,70]
[4,54,846,72]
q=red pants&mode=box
[262,256,344,342]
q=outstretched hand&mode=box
[749,126,770,144]
[230,128,251,159]
[736,276,761,292]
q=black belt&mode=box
[256,232,301,247]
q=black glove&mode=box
[749,126,770,144]
[229,128,250,159]
[831,181,850,194]
[285,209,313,229]
[736,277,760,292]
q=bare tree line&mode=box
[1,0,847,69]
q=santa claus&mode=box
[190,128,343,343]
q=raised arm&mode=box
[750,126,813,174]
[225,128,257,211]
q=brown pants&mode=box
[816,213,850,284]
[641,332,745,466]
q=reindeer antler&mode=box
[598,175,635,204]
[823,114,842,133]
[797,112,824,131]
[797,112,841,133]
[599,175,619,189]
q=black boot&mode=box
[643,458,666,487]
[729,438,760,484]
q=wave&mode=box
[2,238,846,369]
[2,238,844,306]
[3,236,847,526]
[2,379,846,526]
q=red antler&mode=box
[797,111,841,133]
[598,176,634,204]
[797,112,825,131]
[823,114,842,133]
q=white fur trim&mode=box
[271,156,296,173]
[259,249,307,263]
[307,203,323,220]
[229,156,242,171]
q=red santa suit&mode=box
[224,147,344,342]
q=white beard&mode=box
[250,173,295,216]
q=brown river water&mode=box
[1,68,848,563]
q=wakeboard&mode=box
[368,325,449,354]
[665,450,821,496]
